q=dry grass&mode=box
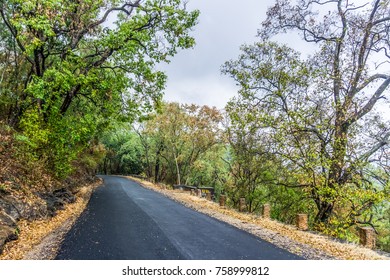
[0,180,101,260]
[128,176,389,260]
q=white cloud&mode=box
[158,0,275,108]
[163,75,238,109]
[158,0,329,108]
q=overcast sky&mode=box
[159,0,278,109]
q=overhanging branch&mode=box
[360,131,390,161]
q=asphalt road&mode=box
[55,175,303,260]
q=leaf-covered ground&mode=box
[0,180,100,260]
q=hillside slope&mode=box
[0,123,97,255]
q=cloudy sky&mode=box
[159,0,278,109]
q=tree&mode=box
[224,102,276,212]
[224,90,315,216]
[0,0,198,121]
[223,0,390,231]
[100,125,144,175]
[0,0,199,176]
[140,102,223,185]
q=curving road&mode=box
[55,176,303,260]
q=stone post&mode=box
[296,214,308,231]
[196,189,202,197]
[262,204,271,219]
[239,198,246,212]
[190,189,195,196]
[206,192,212,201]
[219,195,226,207]
[359,227,376,249]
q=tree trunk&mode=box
[315,202,334,224]
[154,143,164,182]
[315,113,349,224]
[154,155,160,183]
[173,151,181,185]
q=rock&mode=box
[296,214,309,231]
[219,195,226,207]
[359,227,376,249]
[262,204,271,219]
[0,196,22,221]
[0,187,77,254]
[0,195,48,221]
[0,225,18,254]
[53,188,76,204]
[40,188,76,216]
[239,197,246,212]
[0,211,17,227]
[21,201,48,221]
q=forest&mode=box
[1,0,389,252]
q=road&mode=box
[55,175,303,260]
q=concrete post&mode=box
[239,198,246,212]
[206,192,212,201]
[196,189,202,197]
[296,214,308,231]
[359,227,376,249]
[262,204,271,219]
[219,195,226,207]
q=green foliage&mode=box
[100,102,224,187]
[17,106,99,177]
[100,125,145,175]
[138,102,223,185]
[186,144,230,196]
[222,0,390,247]
[18,109,50,151]
[377,204,390,252]
[0,0,199,178]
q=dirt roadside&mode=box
[0,180,101,260]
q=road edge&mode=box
[125,176,389,260]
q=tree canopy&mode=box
[0,0,199,176]
[223,0,390,232]
[135,102,223,185]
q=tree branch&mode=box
[355,73,390,93]
[0,6,35,66]
[88,1,142,31]
[360,131,390,161]
[346,77,390,126]
[348,0,381,98]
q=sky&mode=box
[159,0,387,112]
[159,0,278,109]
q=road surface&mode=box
[55,176,303,260]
